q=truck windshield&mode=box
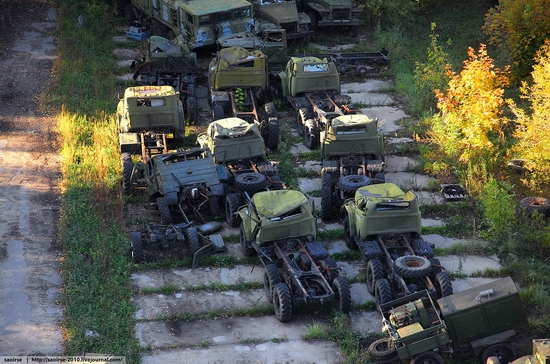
[303,63,330,72]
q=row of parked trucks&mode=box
[116,26,532,364]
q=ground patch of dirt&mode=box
[0,0,63,355]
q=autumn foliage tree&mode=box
[430,45,510,193]
[509,40,550,191]
[483,0,550,78]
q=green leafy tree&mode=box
[483,0,550,78]
[509,40,550,191]
[430,45,510,194]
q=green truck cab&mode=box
[124,0,254,49]
[296,0,364,33]
[369,277,528,364]
[248,0,313,41]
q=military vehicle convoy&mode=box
[120,0,254,48]
[247,0,313,41]
[132,34,199,122]
[197,118,284,227]
[343,183,453,305]
[238,190,351,322]
[208,46,279,150]
[320,113,386,220]
[117,85,186,194]
[368,277,528,364]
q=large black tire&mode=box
[430,258,442,275]
[321,256,339,283]
[186,96,197,123]
[410,351,444,364]
[123,3,136,25]
[234,172,267,192]
[366,259,384,295]
[273,282,292,322]
[239,223,256,257]
[297,108,311,136]
[304,121,319,149]
[121,153,133,195]
[208,196,220,216]
[186,227,201,257]
[368,338,398,362]
[480,343,516,364]
[263,264,281,303]
[393,256,432,279]
[339,175,372,193]
[433,271,453,298]
[519,197,550,217]
[225,193,241,227]
[320,173,333,221]
[343,216,357,250]
[374,278,392,306]
[321,160,338,176]
[267,118,279,150]
[213,103,225,121]
[130,231,144,263]
[264,102,277,118]
[157,197,173,225]
[332,276,351,313]
[355,66,368,77]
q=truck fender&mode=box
[209,183,225,197]
[343,205,356,234]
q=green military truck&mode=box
[117,85,186,194]
[343,183,453,305]
[208,46,279,150]
[275,55,358,149]
[368,277,528,364]
[238,190,351,322]
[197,117,284,227]
[296,0,364,34]
[320,113,385,220]
[132,34,199,122]
[121,0,254,48]
[247,0,313,41]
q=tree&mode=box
[483,0,550,78]
[509,40,550,191]
[430,45,510,193]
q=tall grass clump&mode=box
[478,179,515,242]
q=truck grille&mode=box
[281,22,297,33]
[333,10,350,20]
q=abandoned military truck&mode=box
[368,277,528,364]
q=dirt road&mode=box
[0,0,63,355]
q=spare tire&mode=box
[234,172,267,192]
[393,256,432,279]
[339,174,372,193]
[520,197,550,217]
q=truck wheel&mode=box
[186,96,197,123]
[339,175,372,193]
[130,231,144,263]
[297,108,311,136]
[225,193,241,227]
[263,264,281,303]
[304,121,319,149]
[393,256,432,279]
[235,172,267,192]
[267,118,279,150]
[321,173,333,221]
[410,351,444,364]
[213,103,224,121]
[433,271,453,298]
[186,227,201,257]
[519,197,550,217]
[264,102,277,118]
[123,4,136,25]
[480,343,516,364]
[368,338,397,362]
[374,278,392,306]
[208,196,220,216]
[239,223,256,257]
[332,276,351,313]
[273,282,292,322]
[121,153,134,195]
[320,256,339,283]
[321,160,338,176]
[157,197,173,225]
[355,66,368,78]
[343,216,358,250]
[366,259,384,295]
